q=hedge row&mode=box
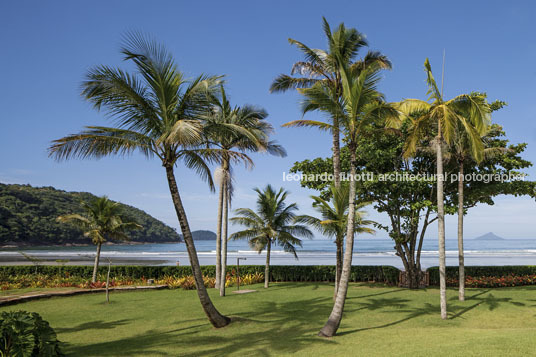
[427,266,536,285]
[0,265,400,285]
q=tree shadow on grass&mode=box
[339,288,528,336]
[55,319,132,334]
[64,295,337,356]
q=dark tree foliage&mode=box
[0,183,180,245]
[290,124,535,288]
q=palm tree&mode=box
[400,59,491,318]
[48,34,247,328]
[271,17,390,189]
[449,119,503,301]
[297,183,375,299]
[230,185,312,288]
[299,58,399,337]
[57,196,141,283]
[205,86,286,296]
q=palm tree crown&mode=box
[299,184,375,242]
[57,196,141,245]
[231,185,312,258]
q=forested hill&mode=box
[0,183,181,246]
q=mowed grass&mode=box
[1,283,535,356]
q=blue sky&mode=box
[1,0,535,238]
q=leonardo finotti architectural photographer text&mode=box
[282,172,526,183]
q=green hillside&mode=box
[0,183,181,245]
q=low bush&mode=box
[428,266,536,287]
[446,275,536,288]
[0,265,401,285]
[0,310,63,356]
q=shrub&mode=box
[0,265,401,285]
[0,311,63,356]
[428,266,536,287]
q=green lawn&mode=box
[1,283,535,356]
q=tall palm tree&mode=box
[271,17,390,189]
[57,196,141,283]
[297,183,375,299]
[400,59,491,319]
[230,185,312,288]
[205,86,286,295]
[449,120,503,301]
[300,58,399,337]
[48,34,247,328]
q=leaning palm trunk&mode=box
[215,177,224,289]
[334,237,343,300]
[220,180,229,297]
[92,242,102,283]
[457,162,465,301]
[436,130,448,320]
[319,146,358,337]
[264,239,271,288]
[165,165,230,328]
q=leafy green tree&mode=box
[297,183,375,298]
[230,185,312,288]
[205,86,286,296]
[48,34,241,328]
[291,122,535,293]
[57,196,141,283]
[271,17,390,188]
[399,58,491,319]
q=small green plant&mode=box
[0,310,63,356]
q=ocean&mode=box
[1,238,535,268]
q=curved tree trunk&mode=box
[165,165,230,328]
[436,130,448,320]
[215,174,224,289]
[332,116,341,188]
[457,162,465,301]
[319,145,357,337]
[334,237,343,300]
[220,179,229,297]
[92,242,102,283]
[264,239,271,288]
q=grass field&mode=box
[1,283,535,356]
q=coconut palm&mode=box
[205,86,286,296]
[297,183,376,298]
[57,196,141,283]
[48,33,248,328]
[230,185,312,288]
[449,119,504,301]
[299,58,399,336]
[271,17,390,188]
[400,59,491,318]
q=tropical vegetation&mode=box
[0,183,179,245]
[13,13,531,344]
[0,310,63,356]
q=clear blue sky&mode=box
[1,0,535,238]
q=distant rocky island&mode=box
[189,230,217,241]
[474,232,505,240]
